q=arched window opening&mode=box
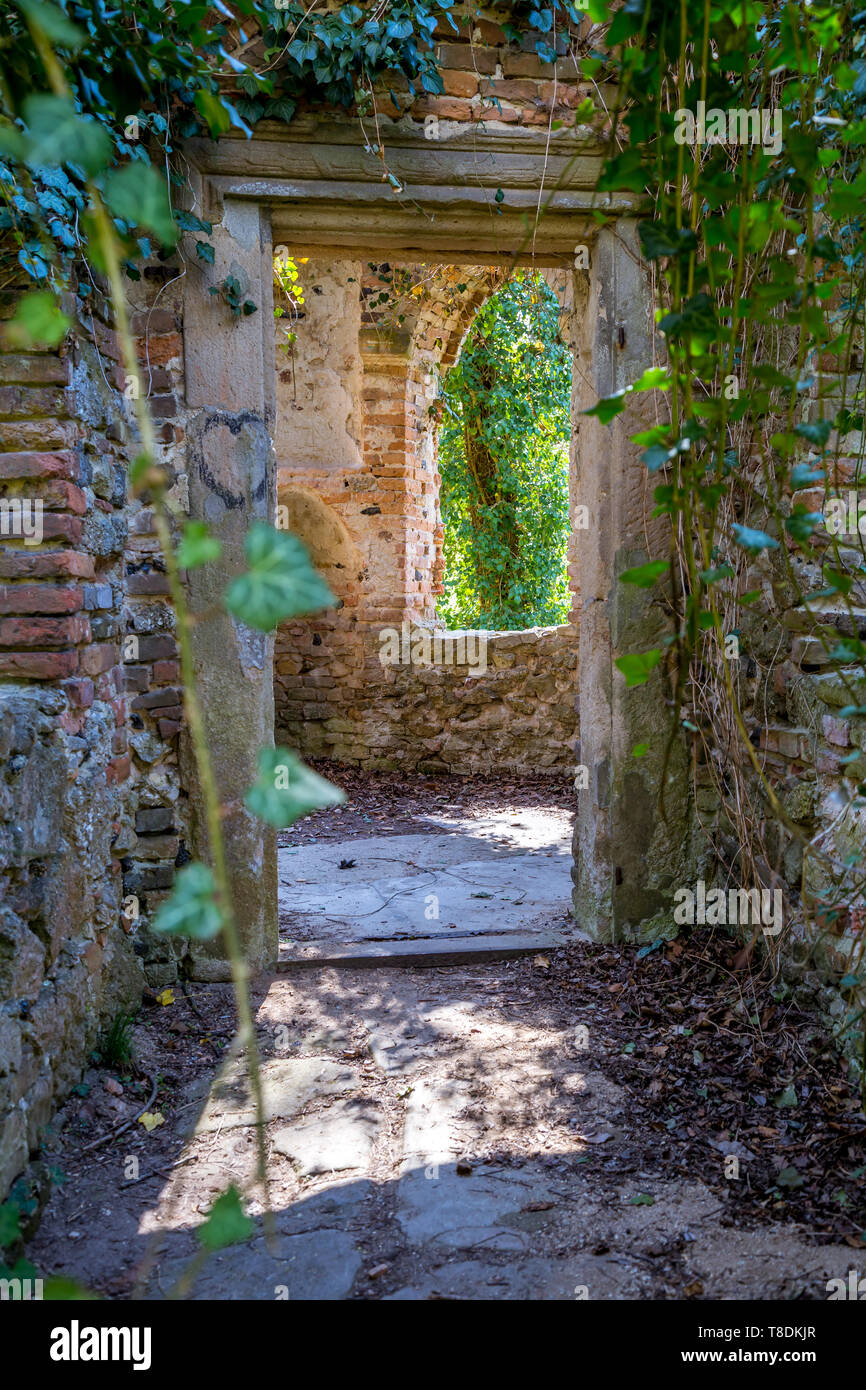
[436,270,571,631]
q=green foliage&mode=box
[245,747,346,828]
[178,521,222,571]
[614,650,663,688]
[437,271,571,630]
[226,522,335,632]
[209,273,258,318]
[0,1202,21,1250]
[2,288,69,347]
[98,1011,136,1069]
[197,1184,254,1251]
[152,862,224,942]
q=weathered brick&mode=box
[126,571,170,596]
[63,676,94,708]
[436,40,499,73]
[0,612,90,648]
[35,480,88,514]
[441,69,479,97]
[80,642,117,675]
[132,636,176,664]
[106,754,131,784]
[0,417,75,450]
[142,332,183,366]
[822,714,850,747]
[0,450,78,485]
[135,807,174,834]
[0,648,77,678]
[153,659,180,683]
[134,834,180,861]
[0,384,69,419]
[0,548,94,580]
[0,583,83,615]
[130,309,178,335]
[0,354,68,386]
[130,686,182,711]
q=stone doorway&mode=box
[179,120,699,975]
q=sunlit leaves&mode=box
[620,560,668,588]
[152,863,223,941]
[615,649,663,687]
[731,524,779,554]
[103,163,177,247]
[245,747,345,828]
[585,367,671,427]
[194,88,232,138]
[225,523,335,632]
[1,94,110,176]
[178,521,221,570]
[437,272,571,629]
[17,0,86,51]
[197,1185,254,1252]
[638,221,697,261]
[2,290,69,348]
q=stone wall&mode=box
[0,285,143,1195]
[277,622,578,771]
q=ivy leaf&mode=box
[790,461,825,487]
[197,1185,254,1251]
[2,290,69,348]
[194,89,232,137]
[631,366,671,391]
[104,164,177,248]
[731,524,779,554]
[226,523,335,632]
[195,240,215,264]
[177,520,221,569]
[824,568,853,595]
[620,560,668,588]
[795,419,832,447]
[151,863,223,941]
[785,507,823,542]
[42,1275,99,1300]
[264,97,297,124]
[583,390,628,424]
[638,221,678,259]
[17,0,86,50]
[700,564,734,585]
[245,747,345,828]
[615,650,662,687]
[22,94,111,177]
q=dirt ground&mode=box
[20,772,866,1301]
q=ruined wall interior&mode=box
[273,258,580,771]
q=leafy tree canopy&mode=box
[437,271,572,631]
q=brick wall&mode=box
[0,280,141,1194]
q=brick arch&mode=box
[276,482,360,585]
[399,264,573,611]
